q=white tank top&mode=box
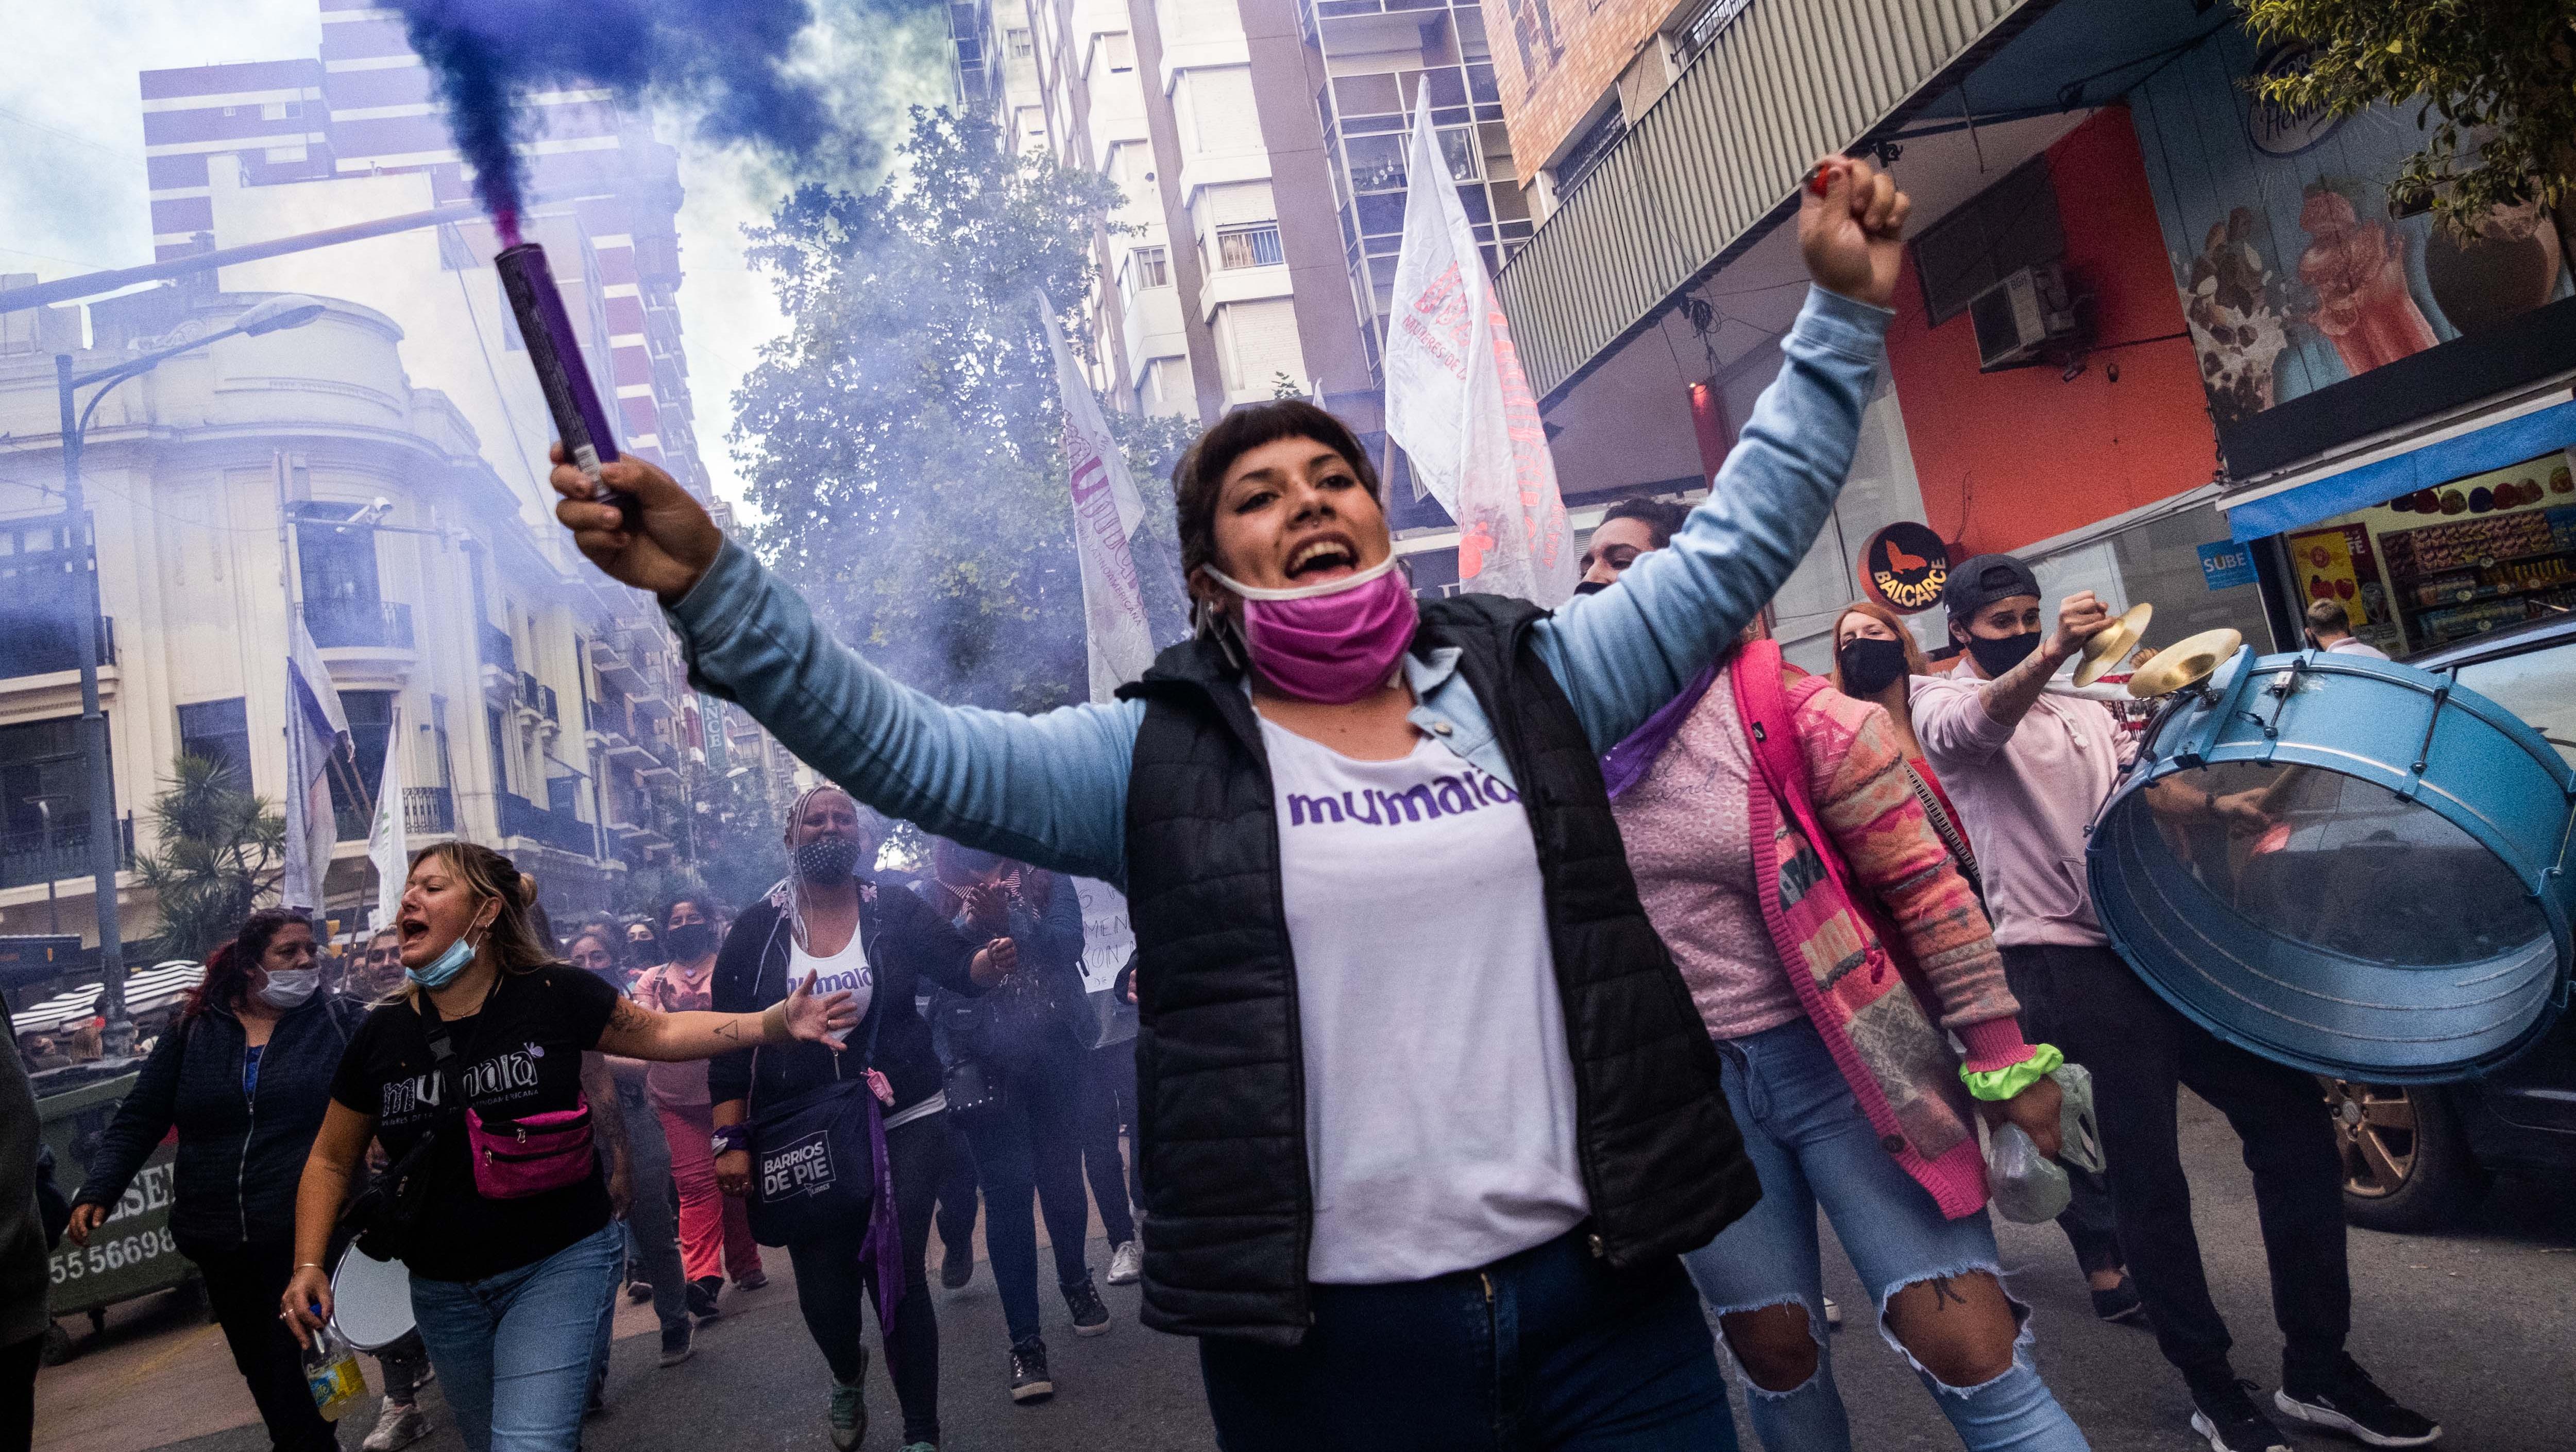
[787,924,874,1026]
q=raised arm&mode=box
[544,452,1138,885]
[1537,159,1909,751]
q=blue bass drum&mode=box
[2089,646,2575,1082]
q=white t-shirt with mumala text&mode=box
[1260,716,1588,1285]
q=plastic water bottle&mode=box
[303,1318,366,1421]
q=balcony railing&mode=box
[405,786,454,835]
[498,792,597,857]
[479,621,517,675]
[0,814,136,891]
[0,616,114,681]
[303,599,414,651]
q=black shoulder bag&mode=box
[334,998,471,1263]
[741,943,885,1246]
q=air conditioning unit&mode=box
[1969,263,2079,370]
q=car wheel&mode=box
[2319,1079,2485,1232]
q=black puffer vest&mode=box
[1120,594,1760,1345]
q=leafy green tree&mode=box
[135,754,284,962]
[731,107,1197,715]
[2242,1,2576,250]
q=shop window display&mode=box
[2287,449,2575,658]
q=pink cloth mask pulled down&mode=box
[1204,555,1420,703]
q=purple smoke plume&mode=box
[391,0,845,238]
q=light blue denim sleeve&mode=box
[662,539,1140,886]
[1533,285,1892,752]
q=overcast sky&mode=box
[0,1,946,509]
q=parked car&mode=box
[2319,613,2576,1231]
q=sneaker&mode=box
[1009,1338,1054,1403]
[626,1278,653,1304]
[940,1241,974,1290]
[361,1401,429,1452]
[1064,1275,1112,1337]
[899,1445,938,1452]
[2277,1357,2441,1447]
[734,1269,768,1292]
[828,1370,868,1452]
[1107,1240,1142,1286]
[687,1276,723,1321]
[658,1320,694,1368]
[1822,1296,1844,1330]
[2190,1378,2293,1452]
[2092,1273,2148,1325]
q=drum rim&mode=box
[328,1244,415,1351]
[2091,645,2576,1082]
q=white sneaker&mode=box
[1107,1240,1143,1286]
[362,1402,430,1452]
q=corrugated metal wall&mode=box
[1496,0,2032,403]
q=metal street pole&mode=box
[56,353,128,1055]
[29,798,60,934]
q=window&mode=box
[1911,155,2064,326]
[328,691,397,838]
[1,716,105,876]
[1132,245,1169,290]
[1551,105,1627,202]
[1217,224,1284,269]
[178,699,253,791]
[1100,32,1135,74]
[487,707,511,795]
[1006,26,1032,58]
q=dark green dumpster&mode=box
[32,1058,198,1363]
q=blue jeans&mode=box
[410,1221,624,1452]
[1199,1225,1734,1451]
[1684,1021,2087,1452]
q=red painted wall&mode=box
[1886,106,2218,556]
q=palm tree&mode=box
[135,754,284,962]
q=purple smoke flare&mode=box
[389,0,848,227]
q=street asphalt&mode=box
[148,1090,2572,1452]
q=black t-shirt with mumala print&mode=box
[331,965,621,1283]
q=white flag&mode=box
[1382,90,1576,604]
[366,721,406,930]
[280,608,349,912]
[1035,292,1159,703]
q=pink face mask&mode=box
[1203,555,1419,704]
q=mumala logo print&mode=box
[760,1130,836,1201]
[1284,764,1518,829]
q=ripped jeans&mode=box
[1684,1021,2089,1452]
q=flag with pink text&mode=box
[1035,293,1159,703]
[1381,90,1575,604]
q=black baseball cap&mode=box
[1942,553,2042,622]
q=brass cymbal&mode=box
[2127,628,2244,697]
[2072,603,2153,687]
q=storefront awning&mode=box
[2221,393,2576,543]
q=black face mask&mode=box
[1572,578,1611,596]
[1963,629,2042,678]
[1836,636,1911,696]
[794,838,860,883]
[664,921,717,962]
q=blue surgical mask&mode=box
[407,934,477,989]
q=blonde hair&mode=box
[1828,600,1930,693]
[397,842,564,1007]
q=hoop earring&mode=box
[1191,593,1245,671]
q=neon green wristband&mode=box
[1960,1042,2064,1102]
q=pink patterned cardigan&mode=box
[1606,645,2032,1219]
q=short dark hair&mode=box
[1599,496,1688,549]
[663,894,720,929]
[2303,597,2353,636]
[1171,401,1381,583]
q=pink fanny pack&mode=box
[466,1101,595,1199]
